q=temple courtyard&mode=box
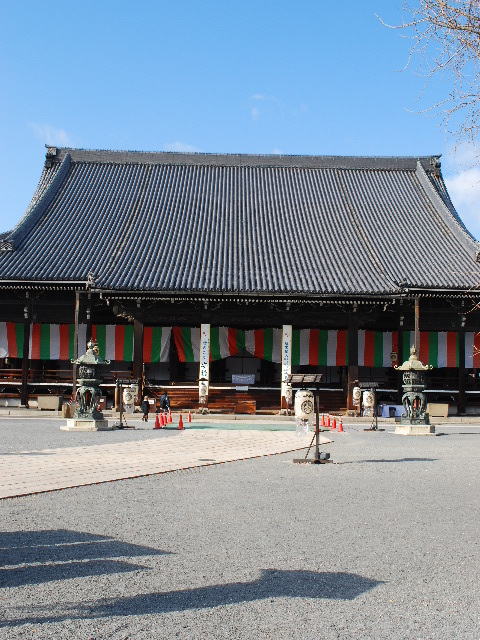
[0,415,479,639]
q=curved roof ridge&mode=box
[2,149,479,293]
[51,146,441,172]
[0,153,71,251]
[415,161,480,251]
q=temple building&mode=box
[0,147,479,413]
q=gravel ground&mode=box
[0,421,479,639]
[0,418,180,453]
[0,417,297,454]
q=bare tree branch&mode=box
[381,1,480,157]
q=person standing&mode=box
[140,396,150,422]
[160,390,170,416]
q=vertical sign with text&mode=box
[281,324,292,402]
[199,323,210,400]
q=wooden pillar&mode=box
[414,296,420,354]
[133,319,144,397]
[347,312,358,411]
[85,292,93,343]
[458,326,466,415]
[20,299,30,407]
[397,318,404,404]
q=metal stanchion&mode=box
[112,379,135,429]
[289,374,332,465]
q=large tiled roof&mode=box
[0,147,479,295]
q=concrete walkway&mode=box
[0,429,331,500]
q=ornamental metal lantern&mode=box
[72,339,110,420]
[395,346,432,425]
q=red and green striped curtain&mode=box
[210,327,246,361]
[173,327,200,362]
[402,331,459,368]
[245,329,282,362]
[0,323,478,368]
[87,325,134,362]
[3,323,168,362]
[291,329,348,366]
[173,327,282,363]
[462,332,480,369]
[143,327,171,363]
[358,331,398,368]
[0,322,25,358]
[30,324,76,360]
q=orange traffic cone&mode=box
[160,413,165,427]
[154,414,160,429]
[178,414,184,430]
[321,413,325,427]
[332,417,337,431]
[188,411,192,423]
[168,410,172,423]
[326,414,330,428]
[338,417,344,432]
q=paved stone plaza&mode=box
[0,416,479,639]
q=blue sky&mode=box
[1,1,479,238]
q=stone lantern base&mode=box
[61,418,111,432]
[395,422,436,436]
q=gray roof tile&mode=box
[0,149,479,294]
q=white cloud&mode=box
[444,169,480,240]
[163,141,200,153]
[443,144,480,240]
[28,122,73,147]
[446,143,480,169]
[249,93,278,122]
[251,107,260,121]
[248,93,308,123]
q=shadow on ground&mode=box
[0,529,171,588]
[2,568,384,627]
[340,457,438,465]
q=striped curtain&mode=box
[143,327,171,363]
[465,332,480,369]
[210,327,246,361]
[402,331,459,368]
[30,324,75,360]
[245,329,282,363]
[0,322,25,358]
[173,327,283,363]
[77,325,134,362]
[359,331,397,368]
[292,329,348,366]
[0,323,478,368]
[5,323,171,362]
[173,327,201,362]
